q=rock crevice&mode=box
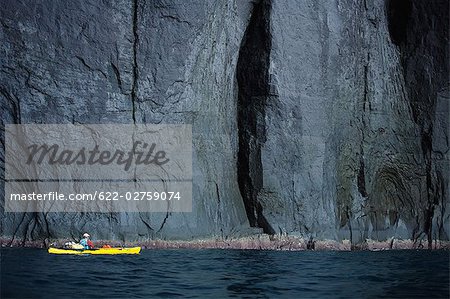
[236,0,274,234]
[131,0,139,124]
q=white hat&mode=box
[83,233,90,238]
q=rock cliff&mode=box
[1,0,448,247]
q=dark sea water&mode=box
[1,248,449,298]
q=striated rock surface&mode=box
[1,0,448,246]
[260,0,449,247]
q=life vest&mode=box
[80,238,90,249]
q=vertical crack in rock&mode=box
[7,213,27,246]
[436,171,446,238]
[236,0,275,234]
[111,62,124,94]
[131,0,139,124]
[346,206,354,248]
[156,211,170,233]
[214,181,224,238]
[358,60,370,198]
[43,212,51,240]
[422,129,434,247]
[387,0,449,246]
[357,155,367,198]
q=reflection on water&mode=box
[1,248,448,298]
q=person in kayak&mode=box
[80,233,94,249]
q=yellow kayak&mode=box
[48,247,141,255]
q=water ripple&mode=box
[1,248,448,298]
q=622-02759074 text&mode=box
[9,191,182,201]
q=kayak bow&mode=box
[48,247,141,255]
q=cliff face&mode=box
[1,0,448,245]
[264,0,449,245]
